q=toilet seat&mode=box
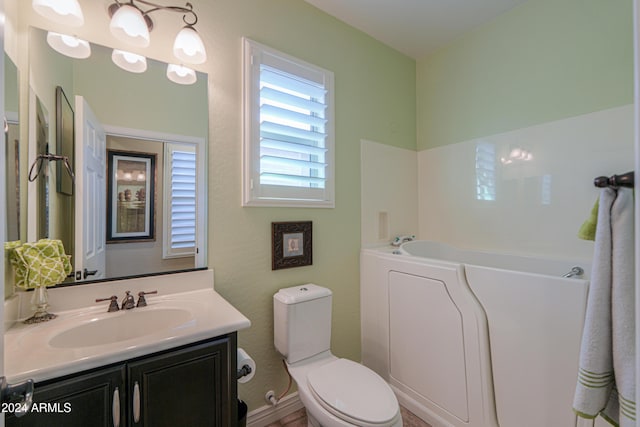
[307,358,400,426]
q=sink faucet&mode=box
[121,291,135,310]
[391,235,415,247]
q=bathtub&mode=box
[360,241,590,427]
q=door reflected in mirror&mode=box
[18,27,208,286]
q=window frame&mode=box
[242,37,335,208]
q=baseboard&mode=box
[246,392,304,427]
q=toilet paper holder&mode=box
[236,348,256,383]
[237,364,252,380]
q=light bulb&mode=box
[46,31,91,59]
[110,4,150,48]
[32,0,84,27]
[173,26,207,65]
[166,64,197,85]
[112,49,147,73]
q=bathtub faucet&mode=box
[562,266,584,278]
[391,235,416,247]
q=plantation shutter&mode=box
[243,38,335,207]
[165,144,197,257]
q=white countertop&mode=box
[4,270,251,383]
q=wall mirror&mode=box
[12,26,209,286]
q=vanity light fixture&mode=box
[46,31,91,59]
[112,49,148,73]
[108,0,207,65]
[32,0,84,27]
[166,63,197,85]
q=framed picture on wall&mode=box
[107,150,156,243]
[271,221,312,270]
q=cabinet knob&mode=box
[112,387,121,427]
[0,377,34,417]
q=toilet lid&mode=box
[307,358,398,425]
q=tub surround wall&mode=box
[419,105,634,260]
[361,140,419,247]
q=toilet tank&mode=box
[274,284,332,364]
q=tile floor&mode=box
[265,406,432,427]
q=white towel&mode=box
[573,187,636,427]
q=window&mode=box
[164,143,197,258]
[242,38,335,207]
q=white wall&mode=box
[361,140,419,247]
[417,105,635,262]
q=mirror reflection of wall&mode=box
[5,54,20,242]
[34,96,49,241]
[105,135,196,278]
[17,26,208,287]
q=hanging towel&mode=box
[573,187,636,427]
[578,197,599,241]
[5,239,72,289]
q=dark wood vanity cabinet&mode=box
[6,333,238,427]
[5,365,125,427]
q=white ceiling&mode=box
[304,0,528,59]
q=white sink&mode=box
[5,274,252,384]
[49,308,194,348]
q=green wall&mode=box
[198,0,416,410]
[417,0,634,150]
[16,0,416,412]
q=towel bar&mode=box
[593,171,634,188]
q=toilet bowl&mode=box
[274,284,402,427]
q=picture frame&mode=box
[107,150,156,243]
[55,86,74,195]
[272,221,312,270]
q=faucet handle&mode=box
[136,290,158,307]
[96,295,119,312]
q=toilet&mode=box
[274,284,402,427]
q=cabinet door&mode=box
[6,365,126,427]
[128,337,234,427]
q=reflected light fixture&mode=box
[112,49,148,73]
[108,1,206,65]
[46,31,91,59]
[166,63,197,85]
[32,0,84,27]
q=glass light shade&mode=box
[112,49,147,73]
[46,32,91,59]
[109,4,150,48]
[173,26,207,65]
[32,0,84,27]
[166,64,197,85]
